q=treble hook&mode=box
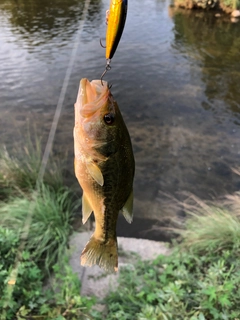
[101,59,111,85]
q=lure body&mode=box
[106,0,128,60]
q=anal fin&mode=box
[82,193,93,224]
[122,190,134,224]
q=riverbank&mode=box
[1,141,240,318]
[173,0,240,15]
[69,193,240,319]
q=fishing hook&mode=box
[99,8,109,49]
[101,59,111,85]
[100,38,106,48]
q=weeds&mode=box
[0,227,44,320]
[0,226,95,320]
[0,129,92,319]
[2,125,240,319]
[16,260,96,320]
[223,0,240,8]
[0,134,63,197]
[0,184,80,272]
[102,247,240,319]
[175,194,240,254]
[100,193,240,320]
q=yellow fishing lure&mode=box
[106,0,128,60]
[101,0,127,82]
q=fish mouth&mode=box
[78,78,109,118]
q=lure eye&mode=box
[104,113,115,125]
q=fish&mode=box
[106,0,128,60]
[73,78,135,272]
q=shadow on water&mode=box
[117,215,173,242]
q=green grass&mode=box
[0,135,64,198]
[222,0,240,8]
[0,227,95,320]
[102,248,240,320]
[175,194,240,254]
[0,130,91,319]
[0,184,80,272]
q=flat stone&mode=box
[69,232,170,299]
[118,236,169,260]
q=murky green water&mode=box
[1,0,240,221]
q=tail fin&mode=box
[81,236,118,273]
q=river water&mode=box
[1,0,240,225]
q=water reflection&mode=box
[0,0,102,46]
[0,0,106,119]
[171,9,240,121]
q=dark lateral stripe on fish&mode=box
[102,178,118,242]
[102,208,117,244]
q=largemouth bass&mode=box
[74,78,135,272]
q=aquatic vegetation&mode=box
[0,184,80,272]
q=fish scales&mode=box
[101,141,130,239]
[96,114,132,239]
[74,78,134,272]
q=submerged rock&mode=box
[231,9,240,17]
[231,16,239,22]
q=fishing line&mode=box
[2,0,91,316]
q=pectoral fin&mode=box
[86,161,104,186]
[122,190,134,224]
[82,193,93,224]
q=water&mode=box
[1,0,240,223]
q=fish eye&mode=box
[104,113,115,125]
